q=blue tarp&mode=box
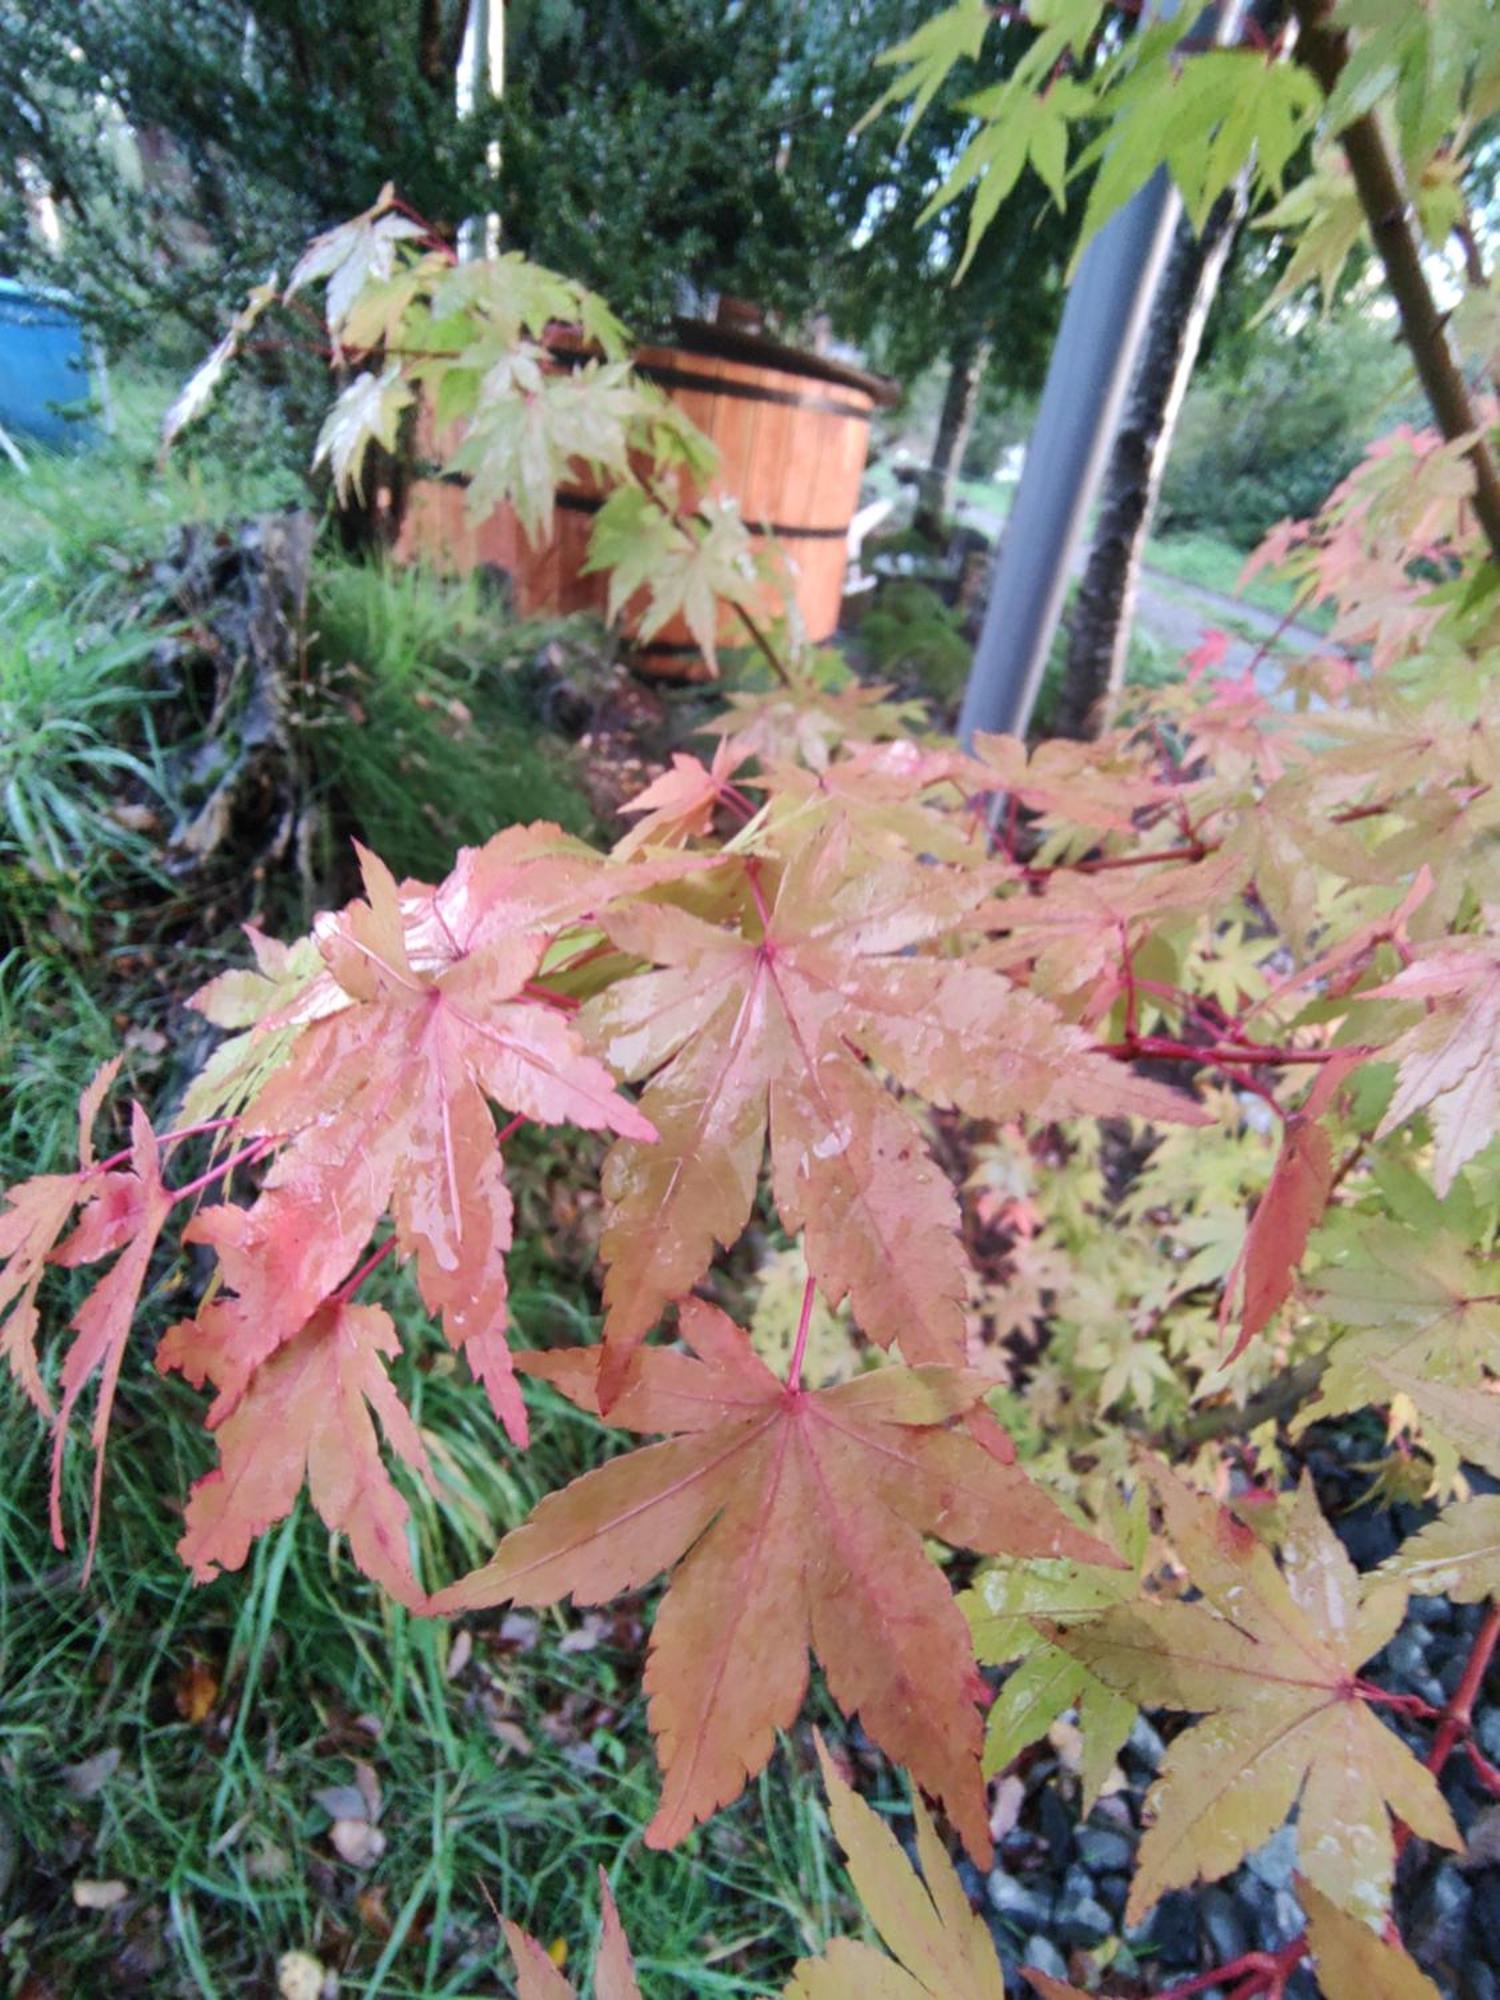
[0,278,96,448]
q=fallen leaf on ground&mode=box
[173,1657,220,1723]
[71,1878,128,1910]
[62,1747,121,1799]
[329,1818,386,1868]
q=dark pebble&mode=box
[1126,1716,1165,1774]
[1438,1651,1468,1699]
[1039,1786,1077,1865]
[1470,1867,1500,1962]
[1096,1872,1130,1918]
[1333,1508,1399,1567]
[1078,1825,1136,1873]
[1406,1596,1452,1628]
[1127,1889,1199,1967]
[1023,1935,1070,1981]
[1407,1861,1470,1966]
[1381,1631,1428,1684]
[986,1869,1053,1931]
[1245,1825,1297,1892]
[1200,1886,1250,1965]
[1056,1893,1114,1949]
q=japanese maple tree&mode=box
[5,1,1500,1990]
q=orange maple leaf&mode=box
[585,825,1203,1393]
[179,844,654,1444]
[0,1055,122,1415]
[432,1298,1121,1863]
[164,1298,439,1610]
[49,1101,174,1567]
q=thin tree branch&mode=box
[1291,0,1500,564]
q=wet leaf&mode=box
[1300,1878,1440,2000]
[1382,1495,1500,1603]
[1060,1462,1460,1925]
[434,1300,1119,1862]
[784,1736,1004,1997]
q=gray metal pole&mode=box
[956,167,1182,745]
[955,0,1244,745]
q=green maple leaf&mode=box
[314,365,414,503]
[963,1507,1144,1811]
[1293,1218,1500,1473]
[858,0,993,138]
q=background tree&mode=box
[0,0,500,348]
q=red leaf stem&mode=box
[170,1135,280,1204]
[786,1274,817,1394]
[94,1117,239,1175]
[332,1234,399,1303]
[523,981,582,1012]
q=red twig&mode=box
[170,1135,279,1203]
[786,1275,817,1394]
[1023,840,1210,881]
[94,1116,239,1176]
[1426,1601,1500,1778]
[523,980,582,1012]
[745,860,774,932]
[333,1235,399,1303]
[497,1113,527,1146]
[1095,1033,1362,1068]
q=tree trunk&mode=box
[1053,185,1244,739]
[914,331,990,542]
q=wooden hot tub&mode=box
[397,318,896,678]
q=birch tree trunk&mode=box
[914,330,991,541]
[1053,185,1244,739]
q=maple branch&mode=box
[1024,840,1210,880]
[171,1135,280,1204]
[1424,1600,1500,1778]
[95,1116,239,1174]
[786,1274,818,1393]
[1157,1953,1285,2000]
[730,602,797,691]
[497,1113,527,1146]
[1291,0,1500,566]
[1096,1032,1361,1068]
[1169,1352,1327,1448]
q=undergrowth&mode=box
[307,561,596,882]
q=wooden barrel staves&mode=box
[396,319,896,679]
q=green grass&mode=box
[0,578,167,913]
[307,560,597,881]
[0,372,302,599]
[1141,529,1334,634]
[0,1259,850,1997]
